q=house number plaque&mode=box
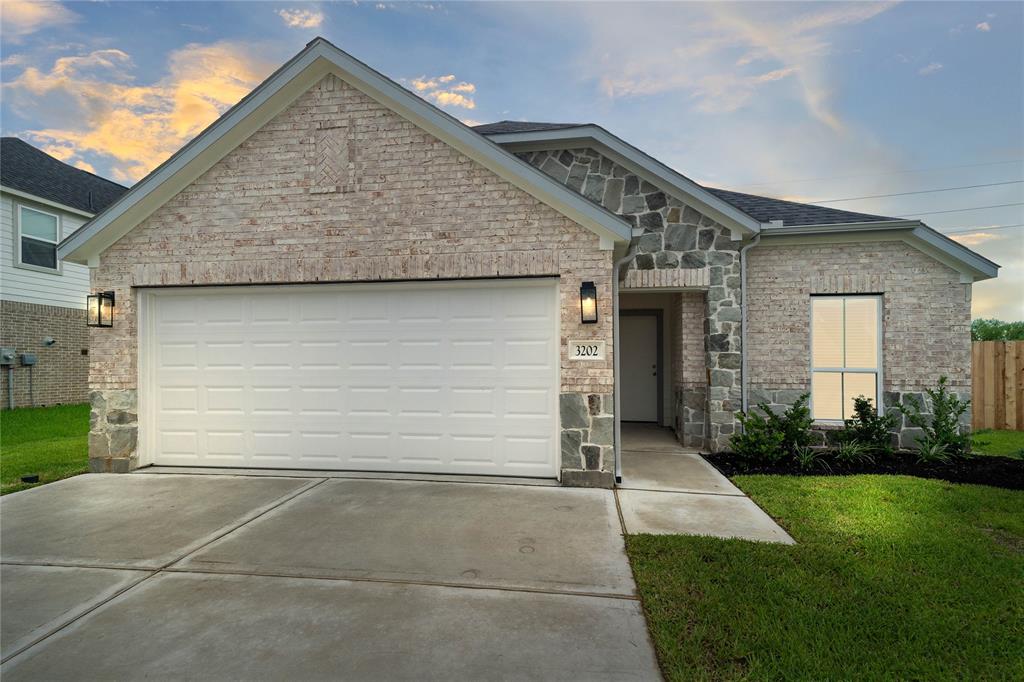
[570,340,605,361]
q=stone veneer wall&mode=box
[0,300,89,409]
[518,148,743,451]
[88,74,616,483]
[746,240,972,448]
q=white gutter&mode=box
[739,233,762,414]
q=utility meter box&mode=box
[19,353,37,366]
[0,348,14,366]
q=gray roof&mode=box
[702,187,894,226]
[1,137,128,214]
[472,121,586,135]
[474,121,896,227]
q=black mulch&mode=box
[704,452,1024,491]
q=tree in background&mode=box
[971,319,1024,341]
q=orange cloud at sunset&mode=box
[4,42,274,183]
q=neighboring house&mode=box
[0,138,128,409]
[60,39,998,483]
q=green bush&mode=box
[732,409,787,464]
[837,396,897,456]
[732,394,813,464]
[897,377,972,458]
[794,445,831,473]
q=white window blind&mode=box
[18,205,60,271]
[810,295,881,420]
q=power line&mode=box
[894,202,1024,218]
[738,158,1024,188]
[940,223,1024,235]
[812,180,1023,204]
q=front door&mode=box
[621,314,659,422]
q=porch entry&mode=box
[620,310,663,423]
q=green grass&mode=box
[1,403,90,495]
[627,475,1023,680]
[973,429,1024,458]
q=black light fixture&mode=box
[86,291,115,328]
[580,281,598,324]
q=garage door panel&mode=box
[144,282,558,476]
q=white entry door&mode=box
[621,314,659,422]
[139,280,559,477]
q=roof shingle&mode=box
[1,137,128,214]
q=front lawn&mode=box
[627,475,1023,680]
[973,429,1024,458]
[1,403,90,495]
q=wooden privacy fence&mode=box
[972,341,1024,431]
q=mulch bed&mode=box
[704,452,1024,491]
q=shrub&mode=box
[732,409,787,464]
[794,445,831,473]
[837,396,897,456]
[897,377,972,458]
[834,440,874,465]
[732,394,813,464]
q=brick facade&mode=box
[87,74,616,479]
[746,239,972,446]
[0,300,89,409]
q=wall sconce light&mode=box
[580,281,598,324]
[87,291,115,328]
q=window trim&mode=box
[14,203,63,275]
[809,294,884,423]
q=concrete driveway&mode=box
[1,473,660,680]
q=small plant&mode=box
[732,394,814,465]
[794,445,832,473]
[732,409,787,464]
[834,440,874,465]
[915,439,951,465]
[838,396,897,456]
[897,377,972,458]
[764,393,814,456]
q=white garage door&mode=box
[139,280,559,477]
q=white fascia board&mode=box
[1,186,94,218]
[759,220,999,282]
[59,39,630,265]
[484,125,763,236]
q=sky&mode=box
[1,0,1021,319]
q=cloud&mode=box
[427,90,475,109]
[4,42,274,182]
[574,2,897,132]
[406,74,477,109]
[950,232,1000,247]
[73,159,96,173]
[276,8,324,29]
[918,62,943,76]
[975,22,991,32]
[1,0,78,39]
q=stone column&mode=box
[559,392,615,488]
[704,241,743,452]
[89,389,138,473]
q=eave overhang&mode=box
[758,220,999,282]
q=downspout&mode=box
[612,251,634,485]
[739,233,762,413]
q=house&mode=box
[0,138,128,409]
[59,38,998,484]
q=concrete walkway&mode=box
[618,424,794,544]
[1,474,660,680]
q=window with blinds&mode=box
[810,295,881,421]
